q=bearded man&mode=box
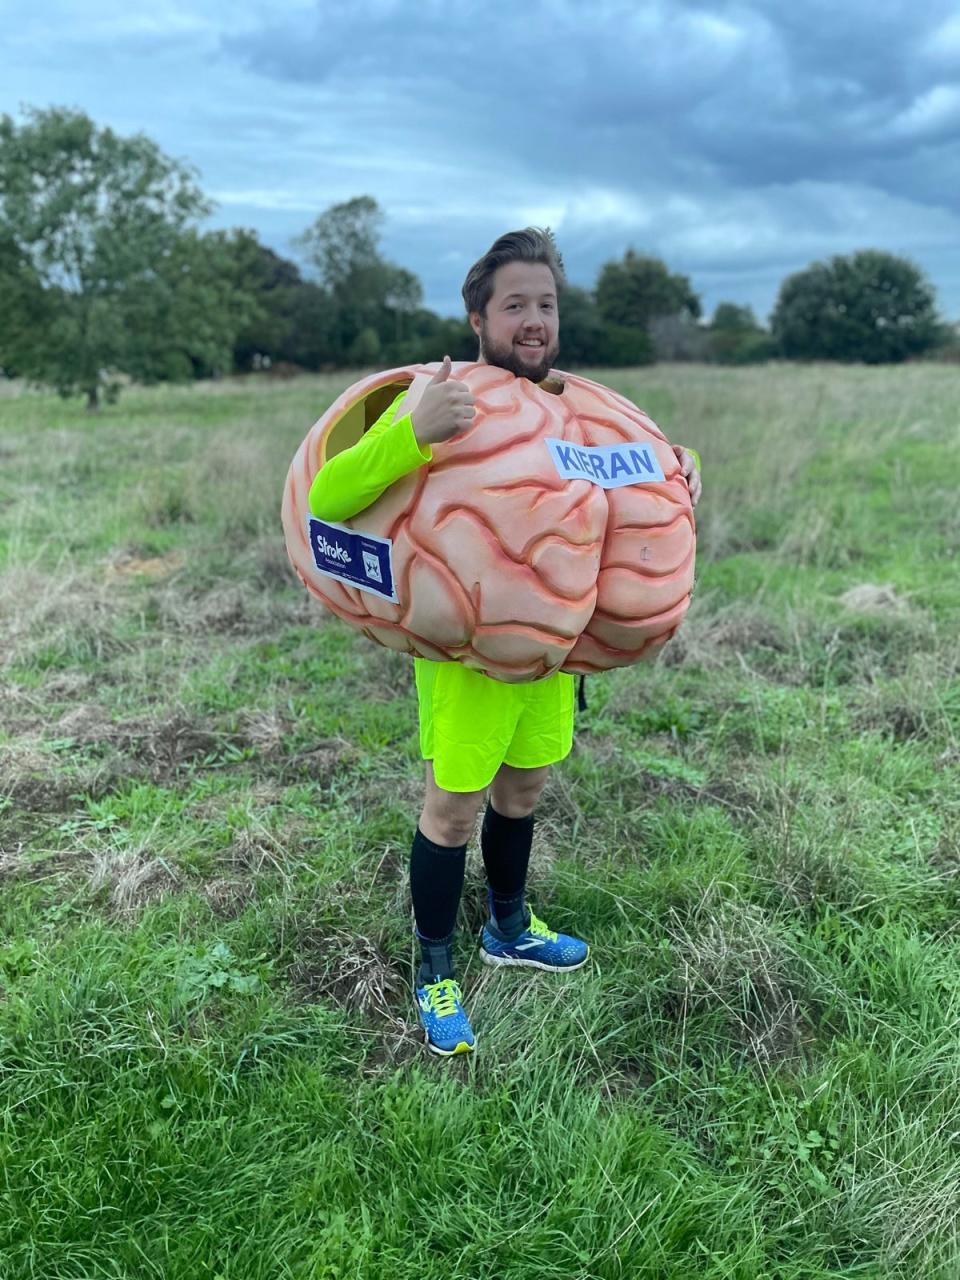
[308,228,701,1055]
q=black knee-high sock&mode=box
[481,803,533,940]
[409,827,466,984]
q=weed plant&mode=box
[1,364,959,1277]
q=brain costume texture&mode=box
[282,361,696,683]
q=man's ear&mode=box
[468,311,482,339]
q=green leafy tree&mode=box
[230,237,304,370]
[0,106,257,406]
[771,250,939,363]
[596,250,701,334]
[295,196,423,360]
[297,194,383,293]
[227,237,341,372]
[0,233,47,378]
[284,284,340,370]
[119,228,262,382]
[426,316,476,364]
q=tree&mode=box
[284,283,340,370]
[0,233,47,378]
[295,196,423,361]
[708,302,774,365]
[227,236,341,372]
[712,302,757,333]
[596,323,655,367]
[596,250,701,334]
[132,228,264,381]
[296,195,383,294]
[771,250,939,363]
[555,285,605,366]
[347,326,381,366]
[230,237,305,370]
[0,107,258,406]
[383,266,423,347]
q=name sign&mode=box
[545,438,665,489]
[307,518,398,602]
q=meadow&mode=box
[1,361,958,1279]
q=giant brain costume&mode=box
[282,362,695,683]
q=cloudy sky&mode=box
[4,0,960,322]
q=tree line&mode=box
[0,108,952,407]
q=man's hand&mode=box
[673,445,702,507]
[411,356,475,448]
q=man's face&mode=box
[469,260,560,382]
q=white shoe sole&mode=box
[479,947,590,973]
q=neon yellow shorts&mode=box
[414,658,576,793]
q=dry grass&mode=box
[840,583,911,614]
[0,568,127,669]
[287,923,408,1026]
[660,595,789,670]
[664,896,812,1063]
[88,845,182,915]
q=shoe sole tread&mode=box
[480,947,590,972]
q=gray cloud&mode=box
[3,0,959,322]
[223,0,960,194]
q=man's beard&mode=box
[478,320,560,383]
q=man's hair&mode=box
[461,227,566,317]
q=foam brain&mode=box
[282,362,696,682]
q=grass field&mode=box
[1,362,959,1278]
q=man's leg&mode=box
[489,762,551,819]
[481,763,550,938]
[480,761,590,972]
[411,761,486,983]
[410,763,487,1055]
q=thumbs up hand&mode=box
[411,357,475,447]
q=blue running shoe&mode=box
[480,910,590,972]
[415,978,476,1056]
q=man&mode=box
[309,228,701,1056]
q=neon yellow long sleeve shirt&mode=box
[307,393,432,523]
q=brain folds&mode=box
[282,362,696,681]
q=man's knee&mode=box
[490,764,550,818]
[420,767,485,846]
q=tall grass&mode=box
[1,363,959,1277]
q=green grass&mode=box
[2,363,960,1277]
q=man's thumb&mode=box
[430,355,452,383]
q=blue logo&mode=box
[545,437,665,489]
[307,518,398,602]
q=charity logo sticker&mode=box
[307,518,398,602]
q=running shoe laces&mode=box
[529,912,558,943]
[421,978,462,1017]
